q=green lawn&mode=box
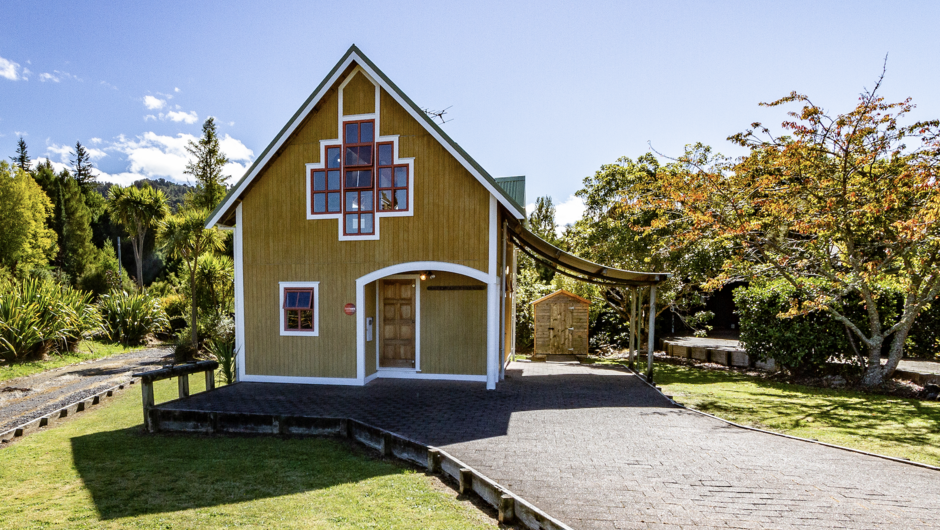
[643,362,940,467]
[0,340,150,383]
[0,376,497,529]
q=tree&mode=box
[58,175,97,280]
[185,117,229,210]
[0,162,57,273]
[525,196,561,283]
[70,141,96,191]
[158,208,225,352]
[632,75,940,387]
[108,183,170,289]
[9,137,30,172]
[567,152,727,340]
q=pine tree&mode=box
[9,137,31,172]
[70,141,96,191]
[58,175,96,280]
[184,117,229,210]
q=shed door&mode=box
[380,279,416,369]
[548,302,573,355]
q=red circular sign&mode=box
[344,303,357,315]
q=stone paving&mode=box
[156,362,940,529]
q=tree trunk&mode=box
[190,261,199,354]
[860,334,886,387]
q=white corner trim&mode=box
[486,196,499,390]
[207,50,523,229]
[364,372,379,384]
[278,281,320,336]
[234,203,245,383]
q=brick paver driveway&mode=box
[158,362,940,529]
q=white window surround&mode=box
[304,65,415,241]
[375,274,421,373]
[279,281,320,336]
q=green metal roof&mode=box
[207,44,525,227]
[495,176,526,208]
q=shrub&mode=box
[0,279,101,361]
[734,280,853,375]
[78,244,134,297]
[206,338,237,385]
[99,290,169,346]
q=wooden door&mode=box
[548,301,576,355]
[380,279,416,369]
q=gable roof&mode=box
[531,289,592,306]
[206,45,525,228]
[495,176,525,208]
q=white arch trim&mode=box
[356,261,493,384]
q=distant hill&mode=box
[96,178,194,211]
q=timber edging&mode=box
[0,380,137,446]
[148,406,573,530]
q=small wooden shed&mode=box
[532,290,590,355]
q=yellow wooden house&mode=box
[207,45,523,389]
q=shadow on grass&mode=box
[71,427,397,519]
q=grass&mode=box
[631,360,940,467]
[0,340,149,383]
[0,375,498,529]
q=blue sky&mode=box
[2,1,938,226]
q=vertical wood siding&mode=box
[419,272,487,375]
[533,293,590,355]
[241,65,492,378]
[343,71,376,116]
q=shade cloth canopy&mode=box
[507,219,669,287]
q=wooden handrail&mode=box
[135,360,219,431]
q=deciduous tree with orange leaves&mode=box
[632,72,940,387]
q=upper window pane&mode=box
[361,191,373,211]
[378,144,392,166]
[360,122,374,143]
[358,145,372,165]
[327,147,341,169]
[285,291,298,308]
[296,291,312,308]
[345,123,359,144]
[345,147,360,166]
[327,170,341,190]
[378,167,392,188]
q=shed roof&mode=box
[206,45,526,228]
[531,289,591,306]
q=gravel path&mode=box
[0,347,173,433]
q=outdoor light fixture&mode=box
[419,271,436,280]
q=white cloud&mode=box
[108,132,196,182]
[174,87,180,93]
[0,55,22,80]
[555,195,586,233]
[90,137,102,144]
[228,121,235,126]
[143,95,166,110]
[86,147,107,160]
[14,131,27,137]
[39,72,58,82]
[219,134,253,161]
[144,114,157,121]
[100,80,118,90]
[161,110,198,124]
[45,143,73,163]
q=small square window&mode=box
[281,284,318,335]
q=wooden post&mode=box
[459,468,473,494]
[427,448,441,473]
[205,368,215,391]
[141,381,154,431]
[630,287,638,370]
[498,494,516,524]
[178,374,190,399]
[647,284,657,383]
[499,220,508,381]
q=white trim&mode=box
[234,203,245,383]
[486,196,499,390]
[356,260,490,387]
[373,371,486,382]
[241,374,361,385]
[364,372,379,384]
[278,281,320,336]
[375,274,421,372]
[207,49,523,229]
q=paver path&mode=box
[157,362,940,529]
[0,346,172,433]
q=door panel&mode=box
[380,279,416,369]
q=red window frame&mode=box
[377,141,408,212]
[342,119,376,236]
[310,145,342,215]
[283,288,315,332]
